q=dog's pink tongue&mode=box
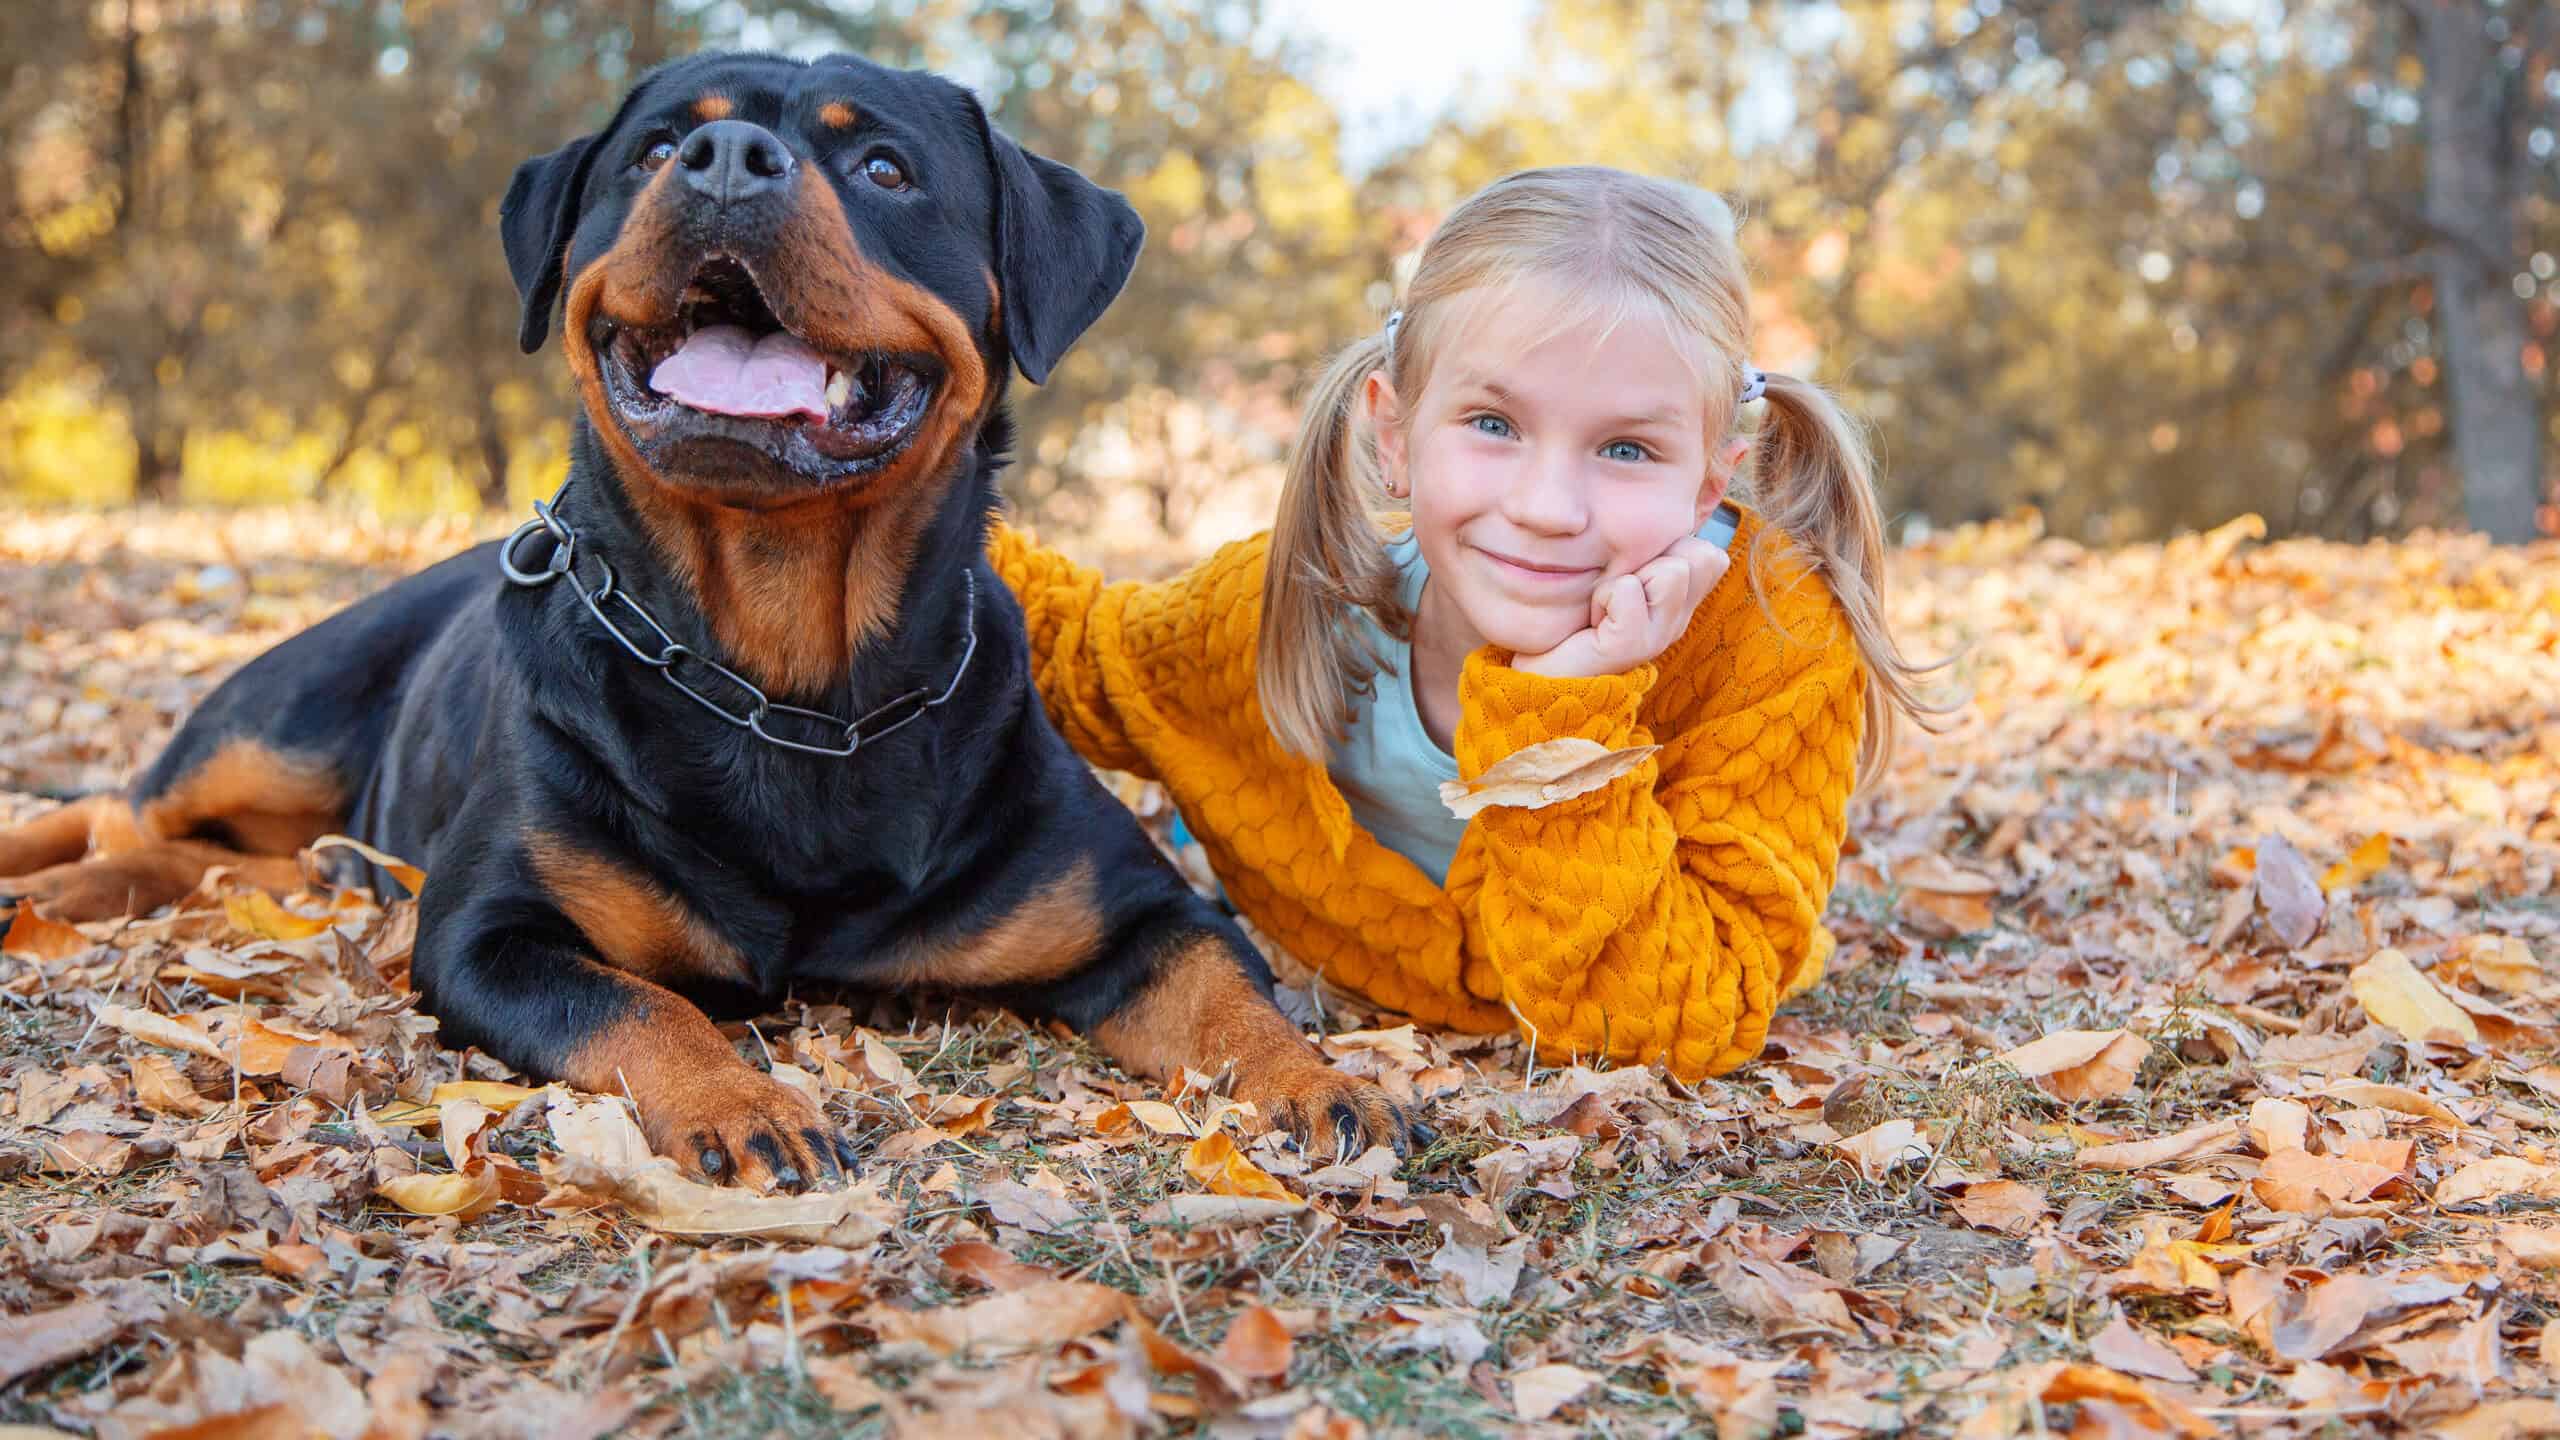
[648,324,830,421]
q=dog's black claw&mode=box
[1407,1119,1440,1151]
[832,1135,861,1175]
[802,1127,840,1182]
[1330,1103,1363,1163]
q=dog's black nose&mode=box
[677,120,795,206]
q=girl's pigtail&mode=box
[1258,334,1402,761]
[1748,370,1958,784]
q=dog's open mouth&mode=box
[592,255,938,476]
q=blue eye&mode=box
[1469,413,1514,438]
[1602,440,1650,463]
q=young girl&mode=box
[989,166,1941,1084]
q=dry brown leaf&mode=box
[93,1004,225,1063]
[2251,1146,2400,1216]
[1951,1180,2050,1236]
[939,1241,1055,1293]
[2351,949,2481,1046]
[2497,1224,2560,1269]
[2037,1363,2217,1439]
[129,1051,217,1117]
[2088,1314,2198,1383]
[1215,1305,1293,1381]
[1509,1362,1599,1422]
[1438,738,1660,819]
[1835,1118,1931,1182]
[1997,1028,2148,1101]
[2254,831,2328,948]
[870,1279,1127,1355]
[2437,1156,2560,1208]
[2246,1096,2311,1154]
[2075,1117,2244,1171]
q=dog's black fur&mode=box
[0,52,1408,1190]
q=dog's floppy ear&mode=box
[973,104,1145,386]
[499,133,603,355]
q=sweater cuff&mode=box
[1453,646,1658,779]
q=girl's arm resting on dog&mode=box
[986,521,1267,781]
[1451,624,1863,1084]
[986,521,1154,776]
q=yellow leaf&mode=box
[307,833,427,894]
[1438,738,1660,819]
[428,1081,544,1114]
[225,890,333,940]
[1183,1131,1300,1204]
[1120,1099,1196,1136]
[2320,832,2390,894]
[2350,949,2479,1046]
[376,1166,501,1218]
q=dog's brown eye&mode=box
[863,155,908,190]
[640,140,677,173]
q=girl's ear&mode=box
[1697,435,1748,525]
[1363,371,1409,498]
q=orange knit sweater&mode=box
[988,508,1864,1082]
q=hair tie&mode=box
[1738,366,1767,405]
[1383,310,1404,364]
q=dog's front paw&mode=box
[1237,1063,1418,1164]
[638,1070,858,1192]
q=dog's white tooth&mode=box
[825,369,852,410]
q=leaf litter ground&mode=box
[2,507,2558,1438]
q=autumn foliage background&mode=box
[5,3,2560,1439]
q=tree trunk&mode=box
[132,435,182,505]
[2417,0,2544,542]
[476,428,513,511]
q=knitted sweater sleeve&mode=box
[1450,576,1864,1082]
[985,520,1269,781]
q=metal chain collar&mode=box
[498,482,978,759]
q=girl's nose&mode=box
[1500,447,1589,536]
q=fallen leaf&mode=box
[376,1167,502,1219]
[2089,1314,2198,1383]
[1184,1130,1299,1204]
[1509,1362,1598,1422]
[93,1004,225,1063]
[1215,1305,1293,1381]
[2075,1117,2244,1170]
[2251,1146,2400,1216]
[306,832,427,893]
[2246,1096,2311,1154]
[1430,1232,1528,1308]
[1997,1028,2148,1101]
[2321,832,2390,894]
[225,889,335,940]
[2351,949,2480,1046]
[2039,1363,2216,1438]
[542,1092,885,1244]
[1438,738,1660,819]
[1951,1180,2049,1236]
[939,1241,1055,1293]
[2254,832,2328,948]
[2497,1224,2560,1269]
[428,1080,544,1114]
[2437,1156,2560,1208]
[129,1051,217,1116]
[1,905,89,960]
[1835,1118,1932,1182]
[870,1279,1127,1355]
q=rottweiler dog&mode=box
[0,51,1413,1190]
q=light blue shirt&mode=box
[1318,502,1742,886]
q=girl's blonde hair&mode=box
[1258,165,1949,784]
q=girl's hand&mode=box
[1512,536,1730,679]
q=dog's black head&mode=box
[500,52,1142,505]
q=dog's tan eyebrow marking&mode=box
[817,101,858,129]
[693,94,734,122]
